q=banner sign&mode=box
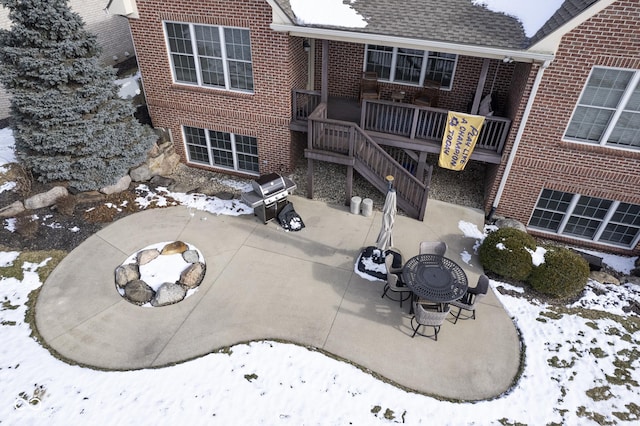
[438,112,485,171]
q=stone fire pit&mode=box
[115,241,206,307]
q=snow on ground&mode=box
[134,184,254,217]
[114,71,141,100]
[0,181,16,194]
[0,128,16,167]
[1,218,639,424]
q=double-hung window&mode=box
[529,189,640,248]
[165,22,253,92]
[564,67,640,149]
[183,126,259,174]
[364,45,457,89]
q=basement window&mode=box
[529,189,640,248]
[183,126,259,174]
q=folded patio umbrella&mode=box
[375,188,396,251]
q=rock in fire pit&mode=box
[115,241,206,307]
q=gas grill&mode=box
[241,173,297,224]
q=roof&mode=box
[272,0,606,52]
[528,0,599,45]
[273,0,528,49]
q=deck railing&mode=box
[362,100,511,153]
[293,89,321,122]
[292,90,511,155]
[307,102,430,219]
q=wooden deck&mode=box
[291,90,511,220]
[291,91,508,165]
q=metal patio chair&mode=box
[381,253,412,308]
[450,274,489,324]
[411,300,450,340]
[418,241,447,256]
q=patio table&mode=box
[402,254,468,303]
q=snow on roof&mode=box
[472,0,565,37]
[289,0,367,28]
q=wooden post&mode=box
[346,165,353,205]
[306,158,314,199]
[417,164,433,221]
[415,151,428,183]
[321,40,329,104]
[471,58,490,115]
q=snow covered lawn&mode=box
[1,221,639,424]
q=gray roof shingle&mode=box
[274,0,527,49]
[528,0,599,46]
[273,0,602,50]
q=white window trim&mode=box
[562,66,640,150]
[164,21,253,94]
[182,126,259,176]
[363,45,457,90]
[527,190,640,249]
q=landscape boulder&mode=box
[137,249,160,265]
[100,175,131,195]
[129,164,152,182]
[161,241,189,255]
[622,276,640,286]
[115,263,140,287]
[150,282,187,307]
[179,262,206,289]
[0,200,25,218]
[123,279,155,305]
[182,249,200,264]
[24,186,68,210]
[148,152,180,177]
[494,217,527,233]
[590,270,620,286]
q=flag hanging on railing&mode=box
[438,112,485,171]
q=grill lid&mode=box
[241,174,297,208]
[252,173,286,198]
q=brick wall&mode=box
[0,0,134,120]
[314,40,514,113]
[129,0,307,176]
[488,0,640,254]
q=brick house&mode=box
[108,0,640,255]
[0,0,135,120]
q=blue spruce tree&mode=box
[0,0,155,191]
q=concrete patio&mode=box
[35,195,521,401]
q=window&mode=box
[529,189,640,248]
[165,22,253,92]
[564,67,640,149]
[183,126,259,174]
[365,45,457,89]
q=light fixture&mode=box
[502,56,514,63]
[303,39,311,53]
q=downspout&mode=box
[487,59,552,221]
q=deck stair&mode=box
[305,102,431,220]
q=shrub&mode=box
[16,215,39,238]
[479,227,537,281]
[527,245,590,299]
[55,195,77,216]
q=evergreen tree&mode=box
[0,0,155,191]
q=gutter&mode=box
[487,59,552,221]
[270,23,555,63]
